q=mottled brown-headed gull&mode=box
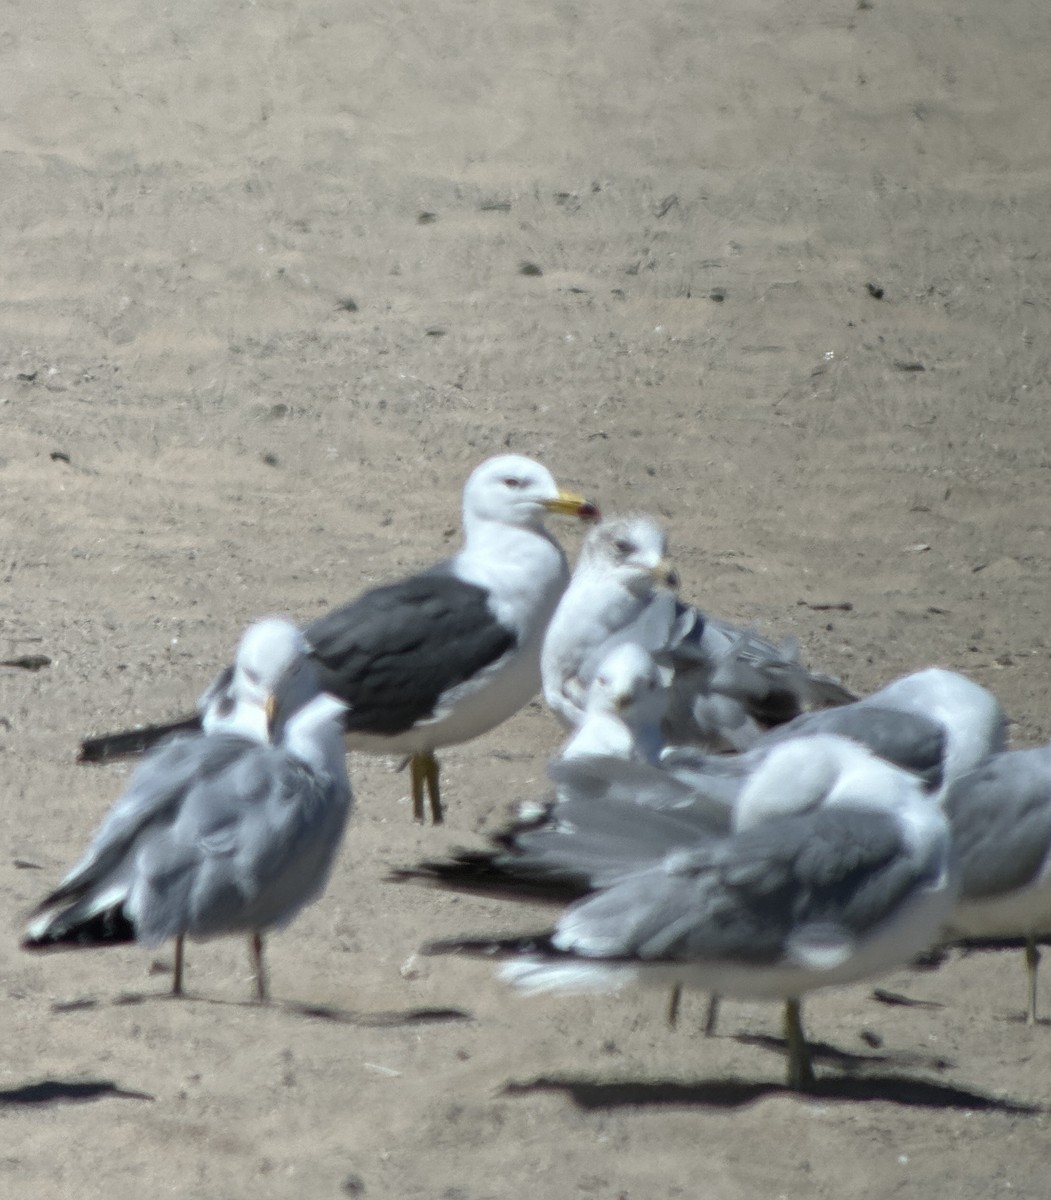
[541,514,853,752]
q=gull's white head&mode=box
[207,618,318,741]
[586,642,669,725]
[462,455,598,531]
[577,515,678,595]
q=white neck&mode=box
[282,694,352,795]
[454,519,569,636]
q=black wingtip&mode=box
[22,907,137,951]
[386,854,591,903]
[77,715,203,764]
[421,932,558,959]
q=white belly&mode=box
[950,872,1051,940]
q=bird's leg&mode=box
[703,993,721,1038]
[783,998,815,1091]
[250,932,269,1003]
[1025,937,1040,1025]
[171,935,185,996]
[410,755,426,823]
[666,984,682,1028]
[423,751,443,825]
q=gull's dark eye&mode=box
[613,538,635,556]
[503,476,523,489]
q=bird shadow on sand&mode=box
[733,1030,955,1075]
[502,1072,1041,1113]
[276,999,472,1027]
[0,1079,154,1107]
[67,990,475,1027]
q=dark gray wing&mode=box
[945,748,1051,900]
[79,572,516,762]
[306,573,516,734]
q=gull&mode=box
[78,455,598,824]
[559,643,669,766]
[541,514,854,752]
[398,665,1003,1030]
[423,735,955,1090]
[390,644,715,902]
[397,664,1005,898]
[540,662,1003,1033]
[943,743,1051,1023]
[24,619,352,1001]
[660,665,1009,810]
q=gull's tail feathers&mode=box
[23,889,136,951]
[421,931,635,994]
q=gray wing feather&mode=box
[40,734,257,913]
[945,748,1051,899]
[134,747,348,942]
[557,806,918,965]
[501,794,721,891]
[549,754,733,831]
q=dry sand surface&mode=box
[3,0,1051,1195]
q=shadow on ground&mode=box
[0,1079,154,1107]
[63,990,475,1027]
[503,1073,1041,1113]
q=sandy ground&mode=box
[3,0,1051,1195]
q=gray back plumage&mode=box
[556,804,931,966]
[945,746,1051,900]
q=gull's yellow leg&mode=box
[784,998,815,1091]
[172,935,185,996]
[666,984,682,1028]
[1025,938,1040,1025]
[250,932,269,1003]
[703,994,721,1038]
[423,751,443,825]
[410,755,426,823]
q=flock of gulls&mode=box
[20,454,1051,1091]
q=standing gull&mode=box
[944,743,1051,1023]
[78,455,598,824]
[411,665,1002,1032]
[423,736,955,1090]
[542,515,854,752]
[24,619,352,1001]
